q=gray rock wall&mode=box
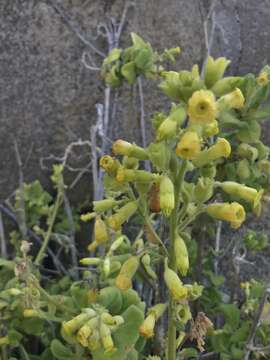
[1,0,270,200]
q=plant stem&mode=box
[167,160,187,360]
[34,188,63,266]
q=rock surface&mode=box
[0,0,270,200]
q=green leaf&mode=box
[204,270,225,286]
[131,33,147,48]
[98,286,123,315]
[92,348,127,360]
[251,103,270,120]
[177,348,198,359]
[19,318,44,336]
[121,61,136,85]
[246,84,270,110]
[114,305,144,348]
[219,304,240,330]
[50,339,77,360]
[134,49,153,70]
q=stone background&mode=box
[1,0,270,201]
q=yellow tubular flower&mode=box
[94,216,109,245]
[188,90,217,124]
[193,138,231,167]
[139,313,156,338]
[116,168,157,184]
[107,201,138,231]
[62,310,96,336]
[115,256,139,290]
[174,234,189,276]
[100,323,115,353]
[176,131,201,160]
[206,202,246,228]
[164,259,188,301]
[99,155,119,173]
[159,175,175,216]
[219,88,245,109]
[257,71,269,85]
[217,181,264,216]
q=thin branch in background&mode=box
[244,287,270,360]
[14,140,27,240]
[45,0,106,58]
[200,0,219,76]
[0,211,7,258]
[63,192,79,280]
[82,51,100,71]
[137,76,148,150]
[214,221,222,274]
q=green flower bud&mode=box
[147,141,171,171]
[62,310,96,336]
[253,142,270,160]
[141,253,157,280]
[200,164,216,178]
[211,76,243,97]
[103,257,111,277]
[122,156,139,169]
[236,143,259,162]
[185,282,204,300]
[204,56,231,88]
[108,201,138,231]
[160,175,175,216]
[193,138,231,167]
[148,303,168,319]
[100,323,115,353]
[115,256,139,290]
[236,159,251,181]
[93,199,120,213]
[194,177,214,203]
[80,258,101,266]
[164,259,188,301]
[156,117,177,141]
[112,140,149,160]
[116,168,157,183]
[159,71,182,100]
[174,234,189,276]
[202,119,219,138]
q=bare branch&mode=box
[244,288,270,360]
[14,140,27,240]
[82,52,100,71]
[45,0,106,58]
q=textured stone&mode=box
[0,0,270,200]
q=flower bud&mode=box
[108,236,126,253]
[88,329,101,350]
[147,141,171,171]
[141,253,157,280]
[122,156,139,169]
[257,160,270,175]
[62,310,96,336]
[188,90,217,125]
[202,120,219,138]
[257,71,269,85]
[211,76,243,97]
[217,181,264,215]
[149,183,161,213]
[115,256,139,290]
[174,234,189,276]
[200,164,216,178]
[100,323,115,353]
[193,138,231,167]
[206,202,246,228]
[236,143,259,162]
[156,117,178,141]
[160,175,175,217]
[23,309,40,318]
[236,159,251,181]
[80,257,101,266]
[139,313,156,338]
[108,201,138,231]
[116,168,157,183]
[80,212,96,222]
[185,282,204,300]
[194,177,214,203]
[149,303,168,319]
[100,155,119,173]
[91,216,109,250]
[204,56,231,88]
[176,130,201,160]
[103,257,111,277]
[93,199,119,213]
[77,317,98,347]
[218,88,245,109]
[112,140,148,160]
[164,259,188,301]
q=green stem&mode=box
[167,160,187,360]
[19,345,31,360]
[34,188,63,266]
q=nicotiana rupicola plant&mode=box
[1,33,270,360]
